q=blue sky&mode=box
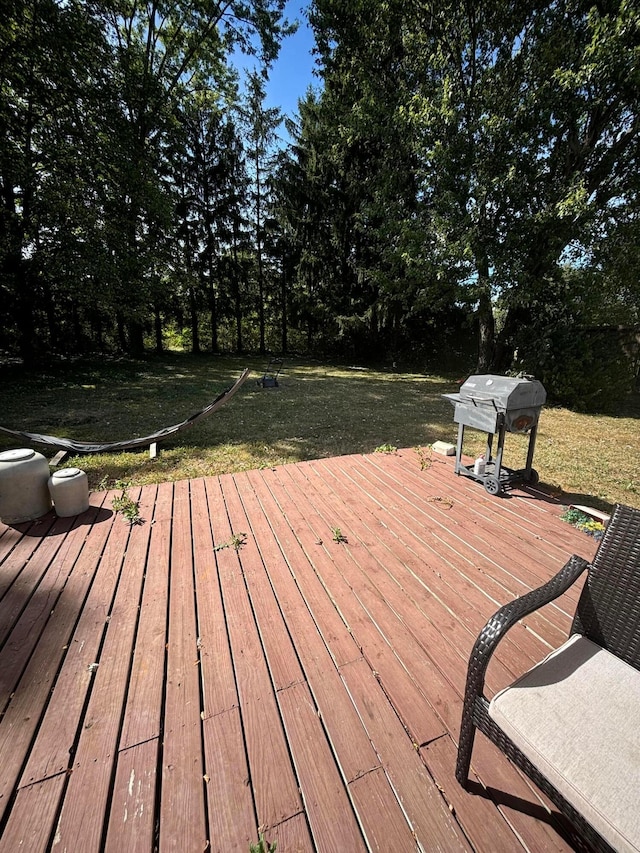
[230,0,320,142]
[265,1,319,117]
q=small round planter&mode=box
[48,467,90,517]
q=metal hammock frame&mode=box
[0,369,250,455]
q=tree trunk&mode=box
[492,305,526,373]
[42,279,59,352]
[476,286,495,372]
[15,278,36,364]
[255,160,266,355]
[154,305,163,353]
[208,260,218,354]
[189,285,200,354]
[127,320,145,356]
[92,312,104,351]
[7,244,35,363]
[280,256,287,355]
[231,226,243,354]
[116,313,127,351]
[72,303,83,352]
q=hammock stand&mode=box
[0,368,250,462]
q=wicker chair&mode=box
[456,503,640,853]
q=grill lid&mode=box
[456,374,546,410]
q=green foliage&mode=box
[0,0,292,360]
[249,833,277,853]
[111,481,143,525]
[213,532,247,552]
[331,527,348,544]
[2,0,639,395]
[415,446,432,471]
[560,509,605,540]
[518,324,635,412]
[374,443,397,454]
[302,0,640,373]
[512,268,637,410]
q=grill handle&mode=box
[464,395,498,410]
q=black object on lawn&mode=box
[257,358,284,388]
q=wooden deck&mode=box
[0,449,599,852]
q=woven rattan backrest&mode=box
[571,504,640,670]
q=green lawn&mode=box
[1,353,638,512]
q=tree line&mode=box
[1,0,292,361]
[2,0,639,408]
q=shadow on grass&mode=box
[1,353,638,511]
[0,353,459,475]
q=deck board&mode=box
[277,680,367,853]
[202,708,256,852]
[105,738,158,853]
[339,656,471,851]
[160,479,208,853]
[281,462,459,741]
[231,475,380,785]
[119,480,172,750]
[324,454,576,658]
[50,486,150,853]
[218,476,305,693]
[209,476,303,831]
[261,466,449,747]
[0,449,600,852]
[18,495,126,787]
[0,774,65,852]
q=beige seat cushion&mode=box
[489,634,640,853]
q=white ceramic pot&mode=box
[48,467,90,517]
[0,448,52,524]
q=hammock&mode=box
[0,368,250,455]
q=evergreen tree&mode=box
[239,70,282,354]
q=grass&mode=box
[0,352,638,512]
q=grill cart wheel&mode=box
[526,468,540,485]
[484,476,502,496]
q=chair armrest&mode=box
[457,554,590,786]
[466,554,589,700]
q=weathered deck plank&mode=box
[259,466,448,747]
[119,480,173,751]
[18,495,125,787]
[322,454,585,664]
[202,708,256,852]
[313,456,570,683]
[277,463,459,742]
[0,449,602,852]
[207,477,303,832]
[51,486,153,853]
[339,656,472,851]
[105,739,159,853]
[0,497,120,828]
[0,775,65,852]
[277,680,368,852]
[233,473,382,784]
[307,455,550,676]
[160,479,207,853]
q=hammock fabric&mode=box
[0,368,250,455]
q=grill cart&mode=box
[443,374,546,496]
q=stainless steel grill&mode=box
[443,374,546,496]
